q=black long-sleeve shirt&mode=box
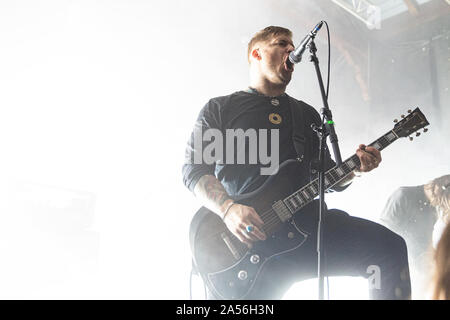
[182,90,341,196]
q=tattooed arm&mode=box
[193,175,234,219]
[193,175,266,246]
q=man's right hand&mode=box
[193,175,266,247]
[222,202,266,247]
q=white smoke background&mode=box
[0,0,448,299]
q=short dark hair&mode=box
[247,26,292,63]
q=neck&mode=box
[249,76,286,97]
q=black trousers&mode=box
[208,208,411,300]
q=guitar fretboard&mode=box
[283,130,399,215]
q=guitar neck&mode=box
[282,129,400,214]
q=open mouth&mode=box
[284,56,294,72]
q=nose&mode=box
[287,43,295,53]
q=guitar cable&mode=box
[189,268,193,299]
[189,265,207,299]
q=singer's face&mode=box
[258,35,295,85]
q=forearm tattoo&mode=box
[194,175,231,208]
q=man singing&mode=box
[182,26,411,299]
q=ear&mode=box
[252,49,261,60]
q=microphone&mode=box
[288,21,324,64]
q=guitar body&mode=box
[190,159,317,299]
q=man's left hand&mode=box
[355,144,382,173]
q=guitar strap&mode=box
[288,96,307,163]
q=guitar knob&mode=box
[408,109,412,113]
[394,119,398,123]
[250,255,260,264]
[401,114,405,118]
[409,136,413,141]
[238,270,248,280]
[416,132,421,137]
[424,128,428,133]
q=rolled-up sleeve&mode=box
[182,99,222,192]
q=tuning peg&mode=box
[424,128,428,133]
[408,109,412,113]
[416,132,421,137]
[409,136,413,141]
[394,119,398,123]
[401,114,405,118]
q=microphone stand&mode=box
[308,37,342,300]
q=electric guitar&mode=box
[189,108,429,299]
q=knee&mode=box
[390,228,407,249]
[382,227,408,258]
[327,209,350,217]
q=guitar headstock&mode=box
[393,108,429,141]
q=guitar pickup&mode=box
[221,232,242,261]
